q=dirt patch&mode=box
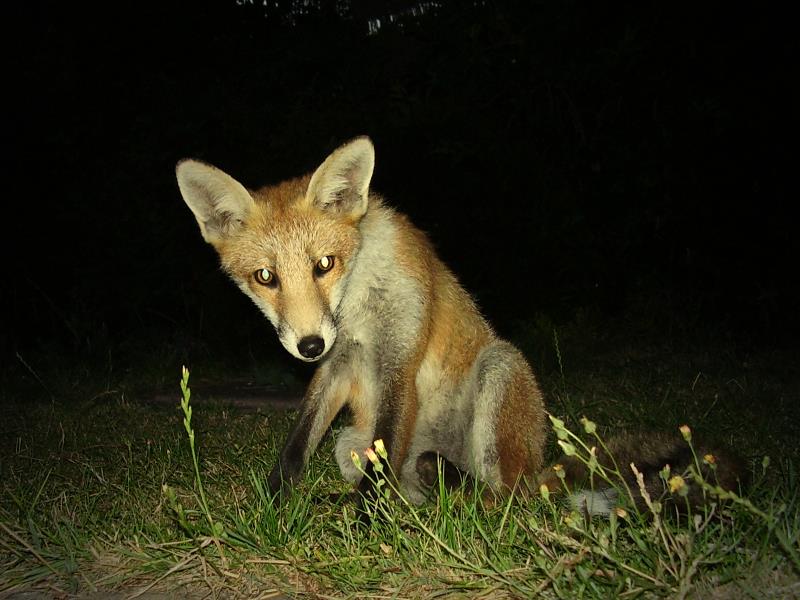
[690,563,800,599]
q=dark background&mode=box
[5,1,798,394]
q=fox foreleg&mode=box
[354,371,418,509]
[266,368,345,500]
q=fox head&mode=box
[176,137,375,362]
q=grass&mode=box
[1,317,799,598]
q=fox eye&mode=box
[254,267,276,287]
[314,255,335,276]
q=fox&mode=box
[176,136,547,506]
[175,137,745,513]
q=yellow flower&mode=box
[373,439,388,460]
[365,446,380,465]
[350,450,362,470]
[540,484,550,501]
[668,475,686,494]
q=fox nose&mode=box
[297,335,325,359]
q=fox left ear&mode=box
[175,159,255,247]
[305,136,375,219]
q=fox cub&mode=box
[176,137,744,512]
[176,137,547,505]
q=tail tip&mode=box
[568,489,618,516]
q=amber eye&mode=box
[254,267,276,287]
[315,255,335,275]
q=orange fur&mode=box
[176,137,550,506]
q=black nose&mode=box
[297,336,325,359]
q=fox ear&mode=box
[305,136,375,219]
[176,159,255,246]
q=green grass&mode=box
[2,322,798,598]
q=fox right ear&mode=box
[304,136,375,220]
[175,159,255,246]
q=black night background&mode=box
[7,2,797,384]
[2,2,799,593]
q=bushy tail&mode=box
[538,430,748,516]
